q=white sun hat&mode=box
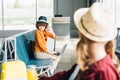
[74,2,117,42]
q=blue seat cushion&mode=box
[27,58,53,67]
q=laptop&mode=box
[54,44,68,56]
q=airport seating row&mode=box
[0,29,61,76]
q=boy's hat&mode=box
[37,16,48,24]
[74,2,117,42]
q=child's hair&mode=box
[36,22,48,29]
[76,36,120,72]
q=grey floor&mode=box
[54,37,79,74]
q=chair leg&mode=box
[46,69,54,77]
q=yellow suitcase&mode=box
[0,60,27,80]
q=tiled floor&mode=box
[54,62,74,74]
[54,37,79,73]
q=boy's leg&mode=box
[34,52,61,69]
[34,52,57,60]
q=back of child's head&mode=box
[74,2,119,73]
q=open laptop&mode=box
[54,43,68,56]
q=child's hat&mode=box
[37,16,48,24]
[74,2,117,42]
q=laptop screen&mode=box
[116,28,120,53]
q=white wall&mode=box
[54,0,87,37]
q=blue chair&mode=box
[16,35,53,76]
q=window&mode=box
[116,0,120,26]
[1,0,53,30]
[37,0,53,26]
[3,0,36,30]
[0,0,2,30]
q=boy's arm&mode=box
[45,26,56,39]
